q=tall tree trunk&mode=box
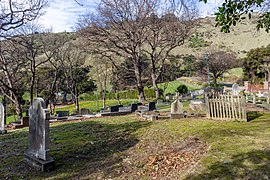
[30,71,35,105]
[74,87,79,112]
[151,73,159,99]
[134,63,146,102]
[14,99,23,122]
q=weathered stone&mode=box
[56,110,69,117]
[25,98,54,171]
[232,83,240,96]
[171,93,183,114]
[80,108,90,115]
[0,102,6,134]
[130,103,138,112]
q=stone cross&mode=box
[171,93,183,114]
[0,102,6,134]
[25,98,54,171]
[232,83,240,96]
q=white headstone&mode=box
[171,93,183,114]
[25,98,54,171]
[232,83,240,96]
[0,102,6,134]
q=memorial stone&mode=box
[25,98,54,171]
[232,83,240,96]
[171,93,183,114]
[0,102,6,134]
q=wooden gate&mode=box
[205,94,247,121]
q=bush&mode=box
[176,85,188,95]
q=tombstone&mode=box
[148,102,156,111]
[24,98,55,171]
[232,83,240,96]
[170,93,184,119]
[56,110,69,117]
[109,105,119,112]
[156,99,163,105]
[165,95,170,101]
[130,103,138,112]
[0,102,7,134]
[80,108,90,115]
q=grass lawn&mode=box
[158,80,202,95]
[1,112,270,179]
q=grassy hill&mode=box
[172,16,270,57]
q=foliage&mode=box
[200,0,270,33]
[188,33,209,50]
[242,44,270,82]
[176,84,188,94]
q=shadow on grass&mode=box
[247,111,264,122]
[0,119,152,179]
[187,150,270,179]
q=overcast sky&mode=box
[39,0,223,32]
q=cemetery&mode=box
[2,0,270,179]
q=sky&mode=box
[39,0,224,32]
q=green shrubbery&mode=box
[80,88,156,101]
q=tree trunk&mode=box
[151,73,159,99]
[30,71,35,105]
[15,102,23,122]
[75,87,79,112]
[134,62,146,102]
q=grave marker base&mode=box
[170,113,185,119]
[24,153,55,172]
[0,129,7,134]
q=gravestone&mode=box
[25,98,55,171]
[0,102,7,134]
[148,102,156,111]
[56,110,69,117]
[80,108,90,115]
[109,105,119,112]
[232,83,240,96]
[156,99,163,105]
[130,103,138,112]
[170,93,184,119]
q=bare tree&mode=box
[143,3,197,98]
[0,39,27,120]
[78,0,156,102]
[0,0,48,34]
[197,48,238,86]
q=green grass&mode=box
[1,112,270,179]
[158,80,202,95]
[229,68,243,78]
[55,99,138,114]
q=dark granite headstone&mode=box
[137,102,143,106]
[25,98,54,171]
[56,111,69,117]
[109,105,119,112]
[148,102,156,111]
[130,103,138,112]
[0,102,6,134]
[80,108,90,115]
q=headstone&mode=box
[171,93,183,114]
[80,108,90,115]
[165,95,170,101]
[232,83,240,96]
[24,98,55,171]
[148,102,156,111]
[109,105,119,112]
[0,102,7,134]
[56,110,69,117]
[156,99,163,105]
[130,103,138,112]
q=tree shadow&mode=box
[0,119,152,179]
[187,150,270,179]
[247,111,263,122]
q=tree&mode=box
[143,8,197,99]
[242,44,270,83]
[200,0,270,33]
[0,39,27,120]
[57,42,96,111]
[78,0,196,102]
[197,48,237,86]
[0,0,47,34]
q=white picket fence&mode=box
[205,94,247,121]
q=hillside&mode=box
[173,16,270,57]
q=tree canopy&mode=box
[200,0,270,33]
